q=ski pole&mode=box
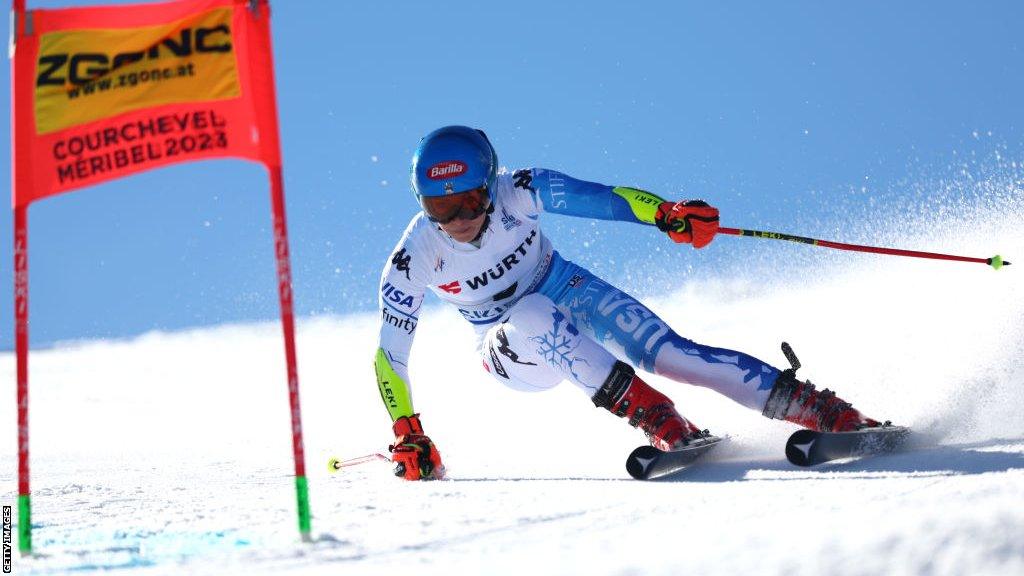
[718,227,1011,270]
[327,452,389,473]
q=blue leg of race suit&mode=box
[533,252,781,411]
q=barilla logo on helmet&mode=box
[427,161,468,180]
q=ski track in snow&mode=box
[3,185,1024,575]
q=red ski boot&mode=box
[762,344,881,432]
[592,361,705,450]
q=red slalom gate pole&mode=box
[718,227,1012,270]
[12,0,32,555]
[268,165,311,541]
[14,205,31,555]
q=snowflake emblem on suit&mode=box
[530,308,589,380]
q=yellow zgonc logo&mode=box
[34,7,240,135]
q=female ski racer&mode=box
[377,126,880,480]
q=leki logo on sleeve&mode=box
[33,7,240,134]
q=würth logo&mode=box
[427,161,467,180]
[438,281,461,294]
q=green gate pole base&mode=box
[19,494,32,555]
[295,475,311,540]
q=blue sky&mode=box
[2,0,1022,347]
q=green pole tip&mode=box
[988,255,1007,270]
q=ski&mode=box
[785,425,911,467]
[625,434,725,480]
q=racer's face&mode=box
[438,209,488,243]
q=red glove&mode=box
[388,414,445,481]
[655,200,720,248]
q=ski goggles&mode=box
[420,186,491,224]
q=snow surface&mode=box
[3,187,1023,575]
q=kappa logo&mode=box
[434,255,445,273]
[512,169,536,193]
[438,281,461,294]
[427,161,468,180]
[391,248,411,280]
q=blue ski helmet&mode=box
[411,125,497,202]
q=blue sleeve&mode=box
[512,168,667,225]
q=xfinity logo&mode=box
[382,308,417,335]
[427,161,467,180]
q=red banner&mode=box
[10,1,310,553]
[11,0,282,207]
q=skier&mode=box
[377,125,881,480]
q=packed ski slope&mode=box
[3,183,1023,575]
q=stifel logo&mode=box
[438,281,461,294]
[427,161,467,180]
